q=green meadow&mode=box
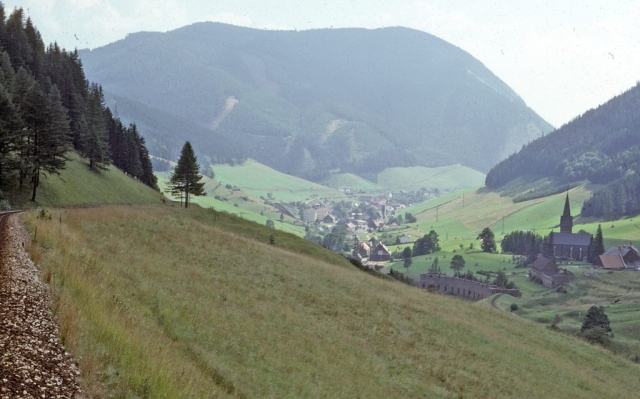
[377,164,485,192]
[25,205,640,398]
[322,172,382,192]
[210,159,344,203]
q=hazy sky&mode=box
[4,0,640,127]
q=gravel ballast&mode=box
[0,214,81,398]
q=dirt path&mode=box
[490,293,503,309]
[0,213,81,398]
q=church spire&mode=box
[560,193,573,233]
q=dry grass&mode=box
[24,205,640,398]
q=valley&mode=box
[2,4,640,397]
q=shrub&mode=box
[0,199,11,211]
[581,326,611,346]
[510,303,518,312]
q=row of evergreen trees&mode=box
[581,172,640,219]
[501,231,544,262]
[0,4,156,202]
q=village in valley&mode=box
[293,188,640,304]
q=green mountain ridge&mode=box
[486,83,640,218]
[78,23,552,178]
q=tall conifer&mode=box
[590,224,605,262]
[168,141,205,208]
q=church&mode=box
[549,194,592,261]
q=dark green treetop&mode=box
[168,141,205,208]
[478,227,496,253]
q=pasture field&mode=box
[24,205,640,398]
[210,159,345,203]
[322,173,382,192]
[377,164,485,192]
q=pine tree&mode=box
[590,224,605,262]
[168,141,205,208]
[21,82,70,201]
[0,80,21,188]
[81,84,110,171]
[581,305,611,333]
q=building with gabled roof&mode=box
[595,243,640,270]
[550,194,592,261]
[530,255,574,288]
[597,254,626,270]
[369,242,391,262]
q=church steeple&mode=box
[560,193,573,233]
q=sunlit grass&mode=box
[22,152,165,208]
[24,205,640,398]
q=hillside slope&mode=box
[486,83,640,218]
[27,205,640,397]
[21,152,164,207]
[79,23,552,177]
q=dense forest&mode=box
[0,4,156,203]
[79,22,552,180]
[486,83,640,218]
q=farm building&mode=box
[530,255,574,288]
[595,243,640,270]
[369,243,391,262]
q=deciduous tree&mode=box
[450,254,465,275]
[478,227,496,253]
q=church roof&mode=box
[552,232,591,246]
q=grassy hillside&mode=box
[211,159,343,202]
[322,173,382,192]
[25,205,640,398]
[377,164,486,192]
[384,184,640,362]
[15,152,163,208]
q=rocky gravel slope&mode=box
[0,214,81,398]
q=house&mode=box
[595,243,640,270]
[302,208,318,222]
[596,255,626,270]
[369,243,391,262]
[352,241,370,258]
[302,207,330,222]
[398,234,412,244]
[354,227,368,235]
[530,255,574,288]
[549,194,592,260]
[322,214,335,224]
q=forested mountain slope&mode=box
[486,83,640,218]
[0,5,157,205]
[79,23,552,179]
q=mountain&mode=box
[486,83,640,218]
[78,23,551,179]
